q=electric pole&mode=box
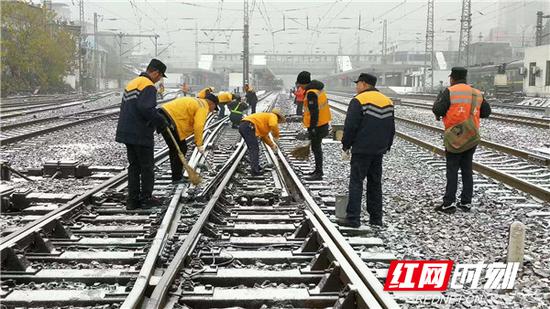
[424,0,434,92]
[195,22,199,68]
[93,12,99,90]
[382,19,387,64]
[78,0,84,93]
[457,0,472,67]
[243,0,250,89]
[535,11,550,46]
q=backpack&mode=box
[443,91,480,153]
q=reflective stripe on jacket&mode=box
[303,89,331,127]
[161,97,210,146]
[443,84,483,129]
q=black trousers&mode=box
[444,146,476,204]
[161,128,188,181]
[308,124,328,174]
[295,101,303,115]
[346,154,383,224]
[250,103,257,114]
[239,121,260,174]
[125,143,155,203]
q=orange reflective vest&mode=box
[303,89,331,127]
[443,83,483,129]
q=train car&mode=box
[467,60,524,96]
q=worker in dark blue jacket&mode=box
[339,73,395,228]
[115,59,168,210]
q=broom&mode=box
[290,142,311,160]
[166,128,202,185]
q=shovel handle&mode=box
[165,128,194,175]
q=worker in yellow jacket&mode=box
[239,109,285,175]
[217,91,241,118]
[157,92,219,182]
[197,86,215,99]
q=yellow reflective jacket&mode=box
[242,112,280,147]
[161,97,210,146]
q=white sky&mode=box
[40,0,549,67]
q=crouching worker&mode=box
[229,97,249,128]
[239,109,285,175]
[217,91,241,118]
[157,92,219,183]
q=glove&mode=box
[341,149,351,161]
[273,137,280,143]
[197,145,206,154]
[156,116,169,134]
[270,143,278,151]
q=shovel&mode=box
[166,128,202,185]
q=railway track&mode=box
[146,97,399,308]
[0,92,280,308]
[395,98,550,129]
[0,92,181,146]
[328,98,550,202]
[0,91,115,119]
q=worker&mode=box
[217,91,241,118]
[181,82,190,96]
[293,84,305,115]
[229,96,249,129]
[197,86,215,99]
[239,109,285,175]
[157,93,219,183]
[295,71,331,181]
[157,81,165,100]
[115,58,168,210]
[339,73,395,228]
[244,84,258,114]
[432,67,491,214]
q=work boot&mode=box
[126,199,142,210]
[336,218,360,228]
[435,202,456,214]
[369,218,383,227]
[304,172,323,181]
[142,196,163,208]
[458,201,472,212]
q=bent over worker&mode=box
[244,84,258,114]
[157,93,219,183]
[239,109,285,175]
[116,59,168,210]
[340,73,395,228]
[432,67,491,214]
[217,91,241,118]
[295,71,332,181]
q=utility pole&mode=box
[93,12,99,90]
[457,0,472,67]
[195,22,199,68]
[243,0,250,89]
[424,0,434,92]
[78,0,84,93]
[382,19,387,64]
[535,11,550,46]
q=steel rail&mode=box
[146,141,246,308]
[328,101,550,203]
[0,116,224,251]
[396,100,550,129]
[0,92,115,118]
[120,119,227,309]
[0,103,122,130]
[329,98,550,167]
[272,147,399,309]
